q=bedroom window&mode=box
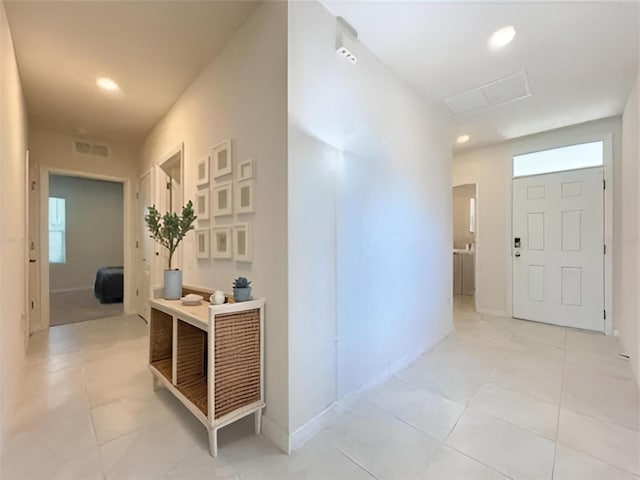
[49,197,66,263]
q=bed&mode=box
[94,266,124,304]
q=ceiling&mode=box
[326,1,639,151]
[5,1,638,150]
[4,1,260,142]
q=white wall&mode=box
[49,175,124,292]
[28,127,139,329]
[0,0,28,444]
[453,116,621,318]
[619,70,640,381]
[288,0,453,441]
[140,2,289,445]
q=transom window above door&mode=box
[513,140,604,178]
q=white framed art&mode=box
[195,229,210,259]
[212,140,232,179]
[233,223,252,262]
[212,227,232,259]
[235,179,255,214]
[213,182,233,217]
[195,190,209,220]
[196,156,209,187]
[238,160,253,181]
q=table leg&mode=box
[152,373,162,390]
[254,410,262,435]
[208,427,218,457]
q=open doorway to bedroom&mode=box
[48,173,125,326]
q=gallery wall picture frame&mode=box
[195,190,210,220]
[196,156,209,187]
[213,182,233,217]
[212,227,232,259]
[238,160,254,181]
[212,140,233,179]
[233,223,252,262]
[235,179,255,214]
[195,229,210,259]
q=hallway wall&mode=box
[288,0,453,445]
[140,2,289,448]
[619,68,640,382]
[453,117,621,319]
[0,0,28,444]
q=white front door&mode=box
[512,167,604,331]
[137,172,152,321]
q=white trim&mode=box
[38,167,131,332]
[289,339,444,452]
[261,415,290,454]
[603,132,614,335]
[289,403,338,452]
[508,132,614,334]
[50,286,93,294]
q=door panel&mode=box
[512,167,604,331]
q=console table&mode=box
[148,294,265,456]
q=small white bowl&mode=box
[181,294,203,306]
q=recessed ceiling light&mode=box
[489,26,516,49]
[96,77,119,92]
[456,135,470,144]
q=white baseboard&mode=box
[261,415,290,454]
[289,403,338,452]
[289,337,447,452]
[50,286,93,294]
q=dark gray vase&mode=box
[233,287,252,302]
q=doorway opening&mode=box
[48,174,125,326]
[135,144,183,322]
[452,183,477,313]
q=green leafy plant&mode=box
[145,201,197,270]
[233,277,252,289]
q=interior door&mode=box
[512,167,604,331]
[137,172,152,321]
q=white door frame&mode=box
[38,167,132,331]
[509,132,613,334]
[152,143,184,285]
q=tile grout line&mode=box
[550,328,568,480]
[75,342,107,479]
[334,446,380,479]
[445,443,516,480]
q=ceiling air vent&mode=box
[444,70,532,117]
[92,145,109,157]
[73,140,109,158]
[73,141,92,155]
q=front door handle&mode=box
[29,259,36,263]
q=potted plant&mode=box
[233,277,252,302]
[145,201,197,300]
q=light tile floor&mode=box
[2,296,639,479]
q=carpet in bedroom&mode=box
[50,288,124,326]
